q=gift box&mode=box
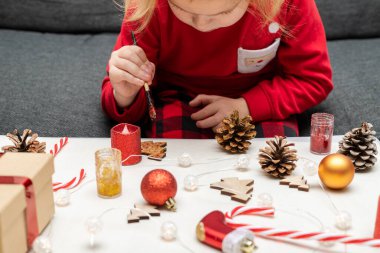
[0,153,55,253]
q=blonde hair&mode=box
[124,0,285,33]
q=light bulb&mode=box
[54,189,70,207]
[303,160,317,176]
[161,221,177,241]
[184,175,198,191]
[178,153,192,167]
[335,211,352,231]
[32,236,52,253]
[235,155,250,171]
[256,193,273,207]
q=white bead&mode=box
[319,227,336,247]
[269,22,280,33]
[85,217,103,234]
[235,155,250,171]
[303,161,318,176]
[256,193,273,207]
[184,175,198,191]
[161,221,177,241]
[32,236,52,253]
[54,189,70,207]
[178,153,192,167]
[335,211,352,231]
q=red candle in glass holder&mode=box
[310,113,334,155]
[111,123,142,166]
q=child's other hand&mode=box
[189,94,250,131]
[108,45,155,108]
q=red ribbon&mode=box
[375,196,380,239]
[0,176,39,247]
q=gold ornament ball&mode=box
[318,153,355,190]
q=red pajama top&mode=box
[101,0,333,138]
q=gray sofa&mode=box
[0,0,379,138]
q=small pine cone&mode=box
[258,136,298,178]
[215,111,256,153]
[2,129,46,153]
[338,122,377,171]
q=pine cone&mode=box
[258,136,298,178]
[338,122,377,171]
[215,111,256,153]
[2,129,46,153]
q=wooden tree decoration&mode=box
[279,176,310,192]
[210,177,254,203]
[127,204,160,223]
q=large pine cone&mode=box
[259,136,298,178]
[2,129,46,153]
[215,111,256,153]
[338,122,377,171]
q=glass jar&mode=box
[310,113,334,155]
[95,148,122,198]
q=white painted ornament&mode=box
[178,152,193,167]
[269,22,280,33]
[85,217,103,247]
[184,175,198,191]
[54,189,70,207]
[303,160,318,176]
[161,221,177,241]
[234,155,250,171]
[32,236,52,253]
[256,192,273,207]
[335,211,352,231]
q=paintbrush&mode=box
[131,31,156,121]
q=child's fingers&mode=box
[195,113,222,129]
[189,94,219,107]
[120,45,149,64]
[113,58,153,83]
[191,103,218,121]
[110,65,145,87]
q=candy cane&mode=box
[50,137,68,157]
[225,206,380,248]
[53,168,86,192]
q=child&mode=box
[101,0,333,138]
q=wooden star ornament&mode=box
[210,177,254,203]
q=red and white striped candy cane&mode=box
[50,137,68,157]
[225,206,380,248]
[53,168,86,192]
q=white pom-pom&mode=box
[335,211,352,231]
[235,155,250,171]
[161,221,177,241]
[256,193,273,207]
[178,153,192,167]
[269,22,280,33]
[54,189,70,207]
[303,161,318,176]
[32,236,52,253]
[184,175,198,191]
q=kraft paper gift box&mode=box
[0,153,55,253]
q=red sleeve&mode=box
[101,12,160,124]
[242,0,333,122]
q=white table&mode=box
[1,136,379,253]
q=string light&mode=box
[256,193,274,207]
[160,221,178,241]
[84,216,103,247]
[54,189,71,207]
[32,236,52,253]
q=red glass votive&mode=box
[310,113,334,155]
[111,123,142,166]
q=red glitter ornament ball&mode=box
[140,169,177,206]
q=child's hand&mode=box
[189,94,250,131]
[108,45,155,108]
